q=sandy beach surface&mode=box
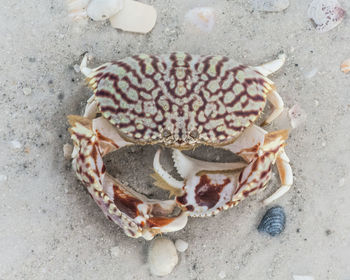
[1,1,350,279]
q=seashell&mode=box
[308,0,345,33]
[87,0,124,21]
[185,7,215,32]
[66,0,90,20]
[258,206,286,236]
[288,104,307,129]
[110,0,157,34]
[175,239,188,252]
[252,0,290,12]
[341,58,350,74]
[148,238,178,276]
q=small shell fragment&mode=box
[110,0,157,34]
[87,0,124,21]
[308,0,345,32]
[185,7,215,32]
[341,58,350,74]
[175,239,188,252]
[258,206,286,236]
[148,238,178,276]
[66,0,90,20]
[252,0,290,12]
[23,87,32,96]
[288,104,307,129]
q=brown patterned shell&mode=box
[90,52,274,148]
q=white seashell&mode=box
[110,0,157,33]
[148,238,178,276]
[175,239,188,252]
[185,7,215,32]
[252,0,290,12]
[67,0,90,20]
[308,0,345,33]
[293,276,315,280]
[288,104,307,129]
[87,0,124,21]
[341,58,350,73]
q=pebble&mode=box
[175,239,188,252]
[148,237,178,276]
[253,0,290,12]
[63,144,73,159]
[23,87,32,95]
[11,140,22,149]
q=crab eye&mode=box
[189,130,199,139]
[162,129,171,138]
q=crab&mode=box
[68,52,293,239]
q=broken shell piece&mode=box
[185,7,215,32]
[110,0,157,33]
[67,0,90,20]
[308,0,345,33]
[288,104,307,129]
[87,0,124,21]
[341,58,350,73]
[253,0,290,12]
[148,238,178,276]
[175,239,188,252]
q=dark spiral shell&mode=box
[258,206,286,236]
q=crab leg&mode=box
[264,90,284,125]
[68,115,188,239]
[254,53,286,77]
[231,129,292,205]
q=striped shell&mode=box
[258,206,286,236]
[89,52,274,148]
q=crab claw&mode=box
[68,115,188,239]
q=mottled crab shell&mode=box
[87,52,275,148]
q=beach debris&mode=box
[175,239,188,252]
[22,87,32,96]
[258,206,286,236]
[87,0,124,21]
[184,7,215,32]
[110,0,157,33]
[67,0,89,20]
[293,276,315,280]
[288,104,307,129]
[308,0,345,32]
[63,143,73,159]
[10,140,22,150]
[341,58,350,73]
[148,238,178,276]
[252,0,290,12]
